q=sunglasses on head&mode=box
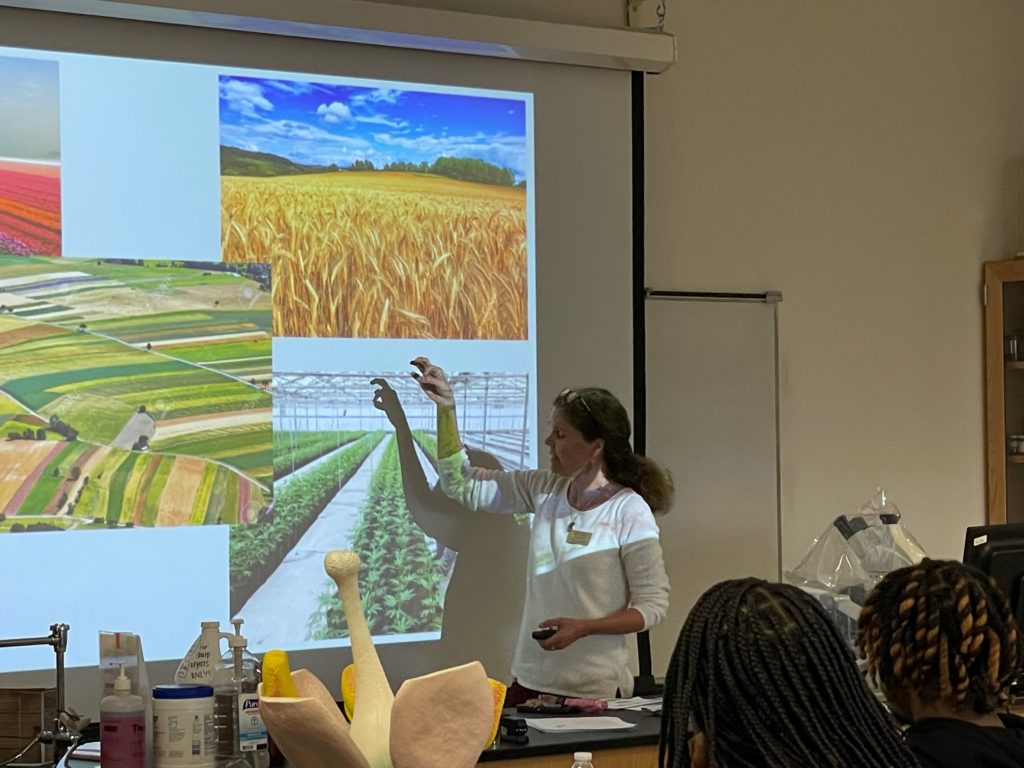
[558,387,595,418]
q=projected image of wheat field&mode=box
[221,173,527,339]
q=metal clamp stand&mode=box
[0,624,79,767]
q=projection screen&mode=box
[0,4,636,715]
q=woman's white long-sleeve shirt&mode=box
[437,450,670,698]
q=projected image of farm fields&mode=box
[0,55,61,257]
[235,370,529,647]
[0,255,272,532]
[219,76,528,341]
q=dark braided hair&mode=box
[660,578,917,768]
[554,386,674,513]
[857,558,1021,716]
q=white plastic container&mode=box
[100,665,145,768]
[152,684,216,768]
[175,622,230,685]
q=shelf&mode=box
[1009,455,1024,463]
[1008,361,1024,370]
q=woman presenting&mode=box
[411,356,672,704]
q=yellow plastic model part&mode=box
[341,663,356,721]
[262,650,300,698]
[486,678,507,747]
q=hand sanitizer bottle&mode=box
[213,619,268,768]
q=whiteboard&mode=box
[644,296,781,679]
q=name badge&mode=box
[566,529,592,546]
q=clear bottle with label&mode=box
[213,619,268,768]
[570,751,593,768]
[100,664,145,768]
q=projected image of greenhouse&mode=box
[232,369,530,650]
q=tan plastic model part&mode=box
[259,668,369,768]
[389,661,494,768]
[259,550,498,768]
[325,550,395,768]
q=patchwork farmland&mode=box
[0,256,272,532]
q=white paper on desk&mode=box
[525,717,638,733]
[605,696,661,711]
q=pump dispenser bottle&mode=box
[213,619,268,768]
[100,664,145,768]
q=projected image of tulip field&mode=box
[0,55,61,257]
[219,76,529,340]
[0,255,272,532]
[233,370,529,647]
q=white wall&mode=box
[646,0,1024,563]
[401,0,1024,563]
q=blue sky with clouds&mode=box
[219,76,529,181]
[0,55,60,162]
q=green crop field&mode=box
[3,359,186,410]
[160,339,271,363]
[82,372,235,400]
[40,394,137,444]
[152,424,272,487]
[0,390,27,413]
[15,442,90,515]
[149,394,270,422]
[87,311,268,341]
[2,417,47,435]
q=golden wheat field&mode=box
[221,172,528,340]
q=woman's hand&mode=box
[536,617,589,651]
[410,357,455,407]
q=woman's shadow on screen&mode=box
[372,378,528,677]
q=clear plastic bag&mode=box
[785,489,927,647]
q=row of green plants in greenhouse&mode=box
[229,431,385,614]
[309,436,443,639]
[272,430,367,479]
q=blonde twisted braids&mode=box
[858,558,1021,713]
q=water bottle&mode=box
[571,751,593,768]
[213,619,268,768]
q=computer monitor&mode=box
[962,523,1024,630]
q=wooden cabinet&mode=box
[984,259,1024,523]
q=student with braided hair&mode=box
[660,578,917,768]
[858,558,1024,768]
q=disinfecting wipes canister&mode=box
[153,684,216,768]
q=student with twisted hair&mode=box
[660,578,917,768]
[858,558,1024,768]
